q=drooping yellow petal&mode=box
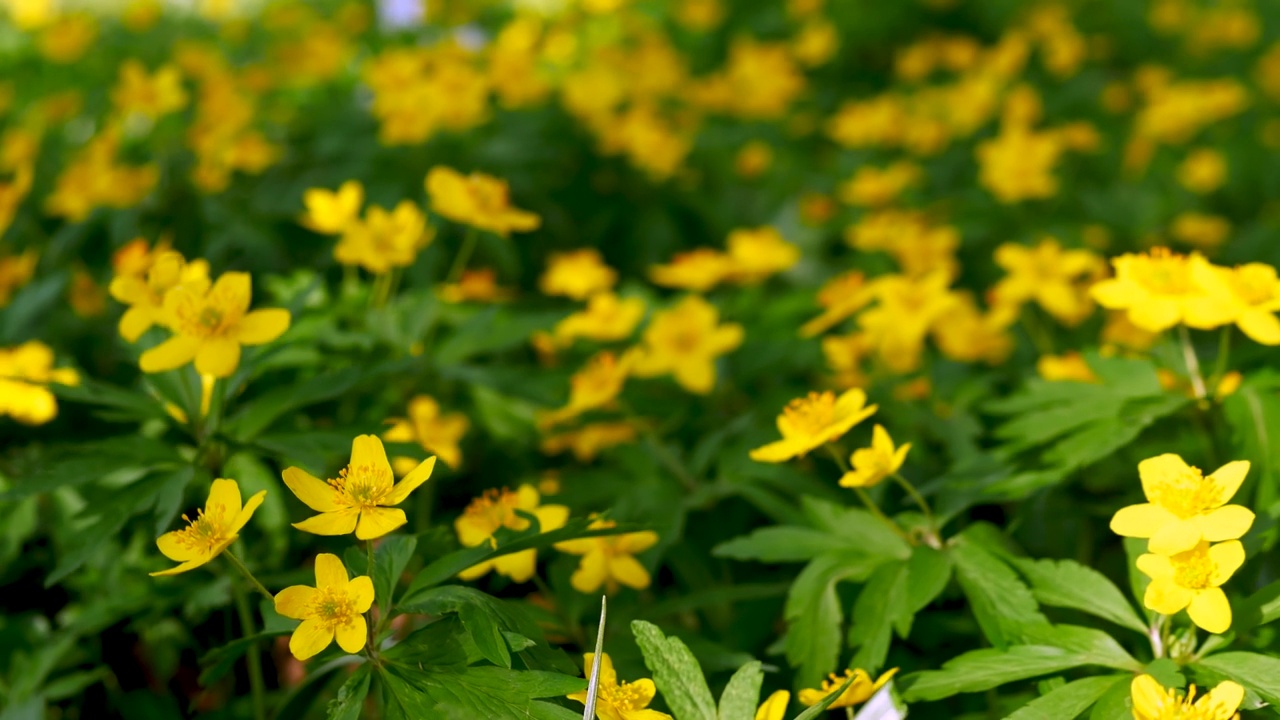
[1109,503,1176,538]
[1187,588,1231,634]
[149,555,215,576]
[383,456,436,506]
[293,509,360,536]
[348,575,375,613]
[274,585,317,619]
[195,337,241,378]
[314,553,349,588]
[748,439,802,463]
[139,335,201,373]
[355,506,407,540]
[238,308,291,345]
[334,616,368,654]
[282,467,342,512]
[289,617,335,660]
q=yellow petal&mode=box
[1187,588,1232,634]
[1136,552,1175,580]
[231,490,267,533]
[355,507,407,540]
[334,616,367,654]
[351,435,394,487]
[293,509,359,536]
[195,337,241,378]
[553,536,598,555]
[289,618,334,660]
[608,554,651,589]
[1148,518,1202,556]
[348,575,375,613]
[206,478,243,521]
[618,531,659,554]
[458,560,494,580]
[627,678,657,707]
[797,689,828,707]
[493,548,538,582]
[282,467,341,512]
[570,550,608,593]
[274,585,316,619]
[139,335,200,373]
[314,553,348,588]
[1238,310,1280,345]
[755,690,790,720]
[1198,680,1245,716]
[1109,503,1175,539]
[584,652,618,689]
[238,309,291,345]
[383,456,436,506]
[532,504,570,533]
[749,439,801,463]
[1208,540,1246,586]
[119,306,154,342]
[1208,461,1250,504]
[149,554,215,576]
[156,530,197,561]
[674,359,716,394]
[211,272,252,315]
[1138,454,1192,502]
[1129,297,1181,332]
[1144,578,1193,615]
[1195,506,1254,543]
[1130,675,1170,717]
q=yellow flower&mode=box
[734,140,774,178]
[822,333,871,389]
[839,425,910,488]
[857,272,959,373]
[334,201,433,274]
[976,128,1063,203]
[1090,248,1234,333]
[1130,674,1243,720]
[282,435,436,540]
[139,272,291,378]
[750,389,878,463]
[109,251,210,342]
[552,293,647,346]
[437,268,515,303]
[111,60,188,120]
[567,653,672,720]
[755,690,790,720]
[7,0,53,30]
[631,296,743,395]
[931,295,1016,365]
[1170,213,1230,250]
[425,166,540,236]
[1217,263,1280,344]
[1177,148,1227,194]
[991,238,1104,326]
[801,272,873,338]
[537,351,634,429]
[455,486,569,583]
[301,180,363,235]
[39,14,97,64]
[0,341,79,425]
[382,395,469,471]
[68,268,106,318]
[648,248,735,292]
[792,19,839,67]
[555,518,659,594]
[798,668,898,709]
[540,248,617,300]
[1111,454,1253,555]
[0,249,38,307]
[838,161,921,207]
[274,554,374,661]
[724,227,800,284]
[1037,352,1099,383]
[1137,540,1244,634]
[151,478,266,576]
[540,421,640,461]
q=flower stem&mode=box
[231,582,267,720]
[445,227,480,285]
[892,472,937,532]
[224,550,273,602]
[366,539,380,656]
[1148,614,1167,660]
[1211,326,1232,387]
[1178,325,1207,401]
[845,707,856,720]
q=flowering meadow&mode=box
[9,0,1280,718]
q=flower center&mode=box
[601,679,650,711]
[1133,249,1195,296]
[1149,465,1220,519]
[174,506,230,554]
[330,463,391,509]
[175,299,236,338]
[1171,548,1216,590]
[781,391,838,438]
[310,586,359,630]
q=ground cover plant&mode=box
[8,0,1280,718]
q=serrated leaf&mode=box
[902,643,1121,703]
[380,662,584,720]
[785,552,884,689]
[1014,625,1140,671]
[716,661,763,720]
[1004,675,1126,720]
[952,533,1047,648]
[899,544,952,636]
[1012,557,1147,633]
[848,561,907,673]
[632,620,718,720]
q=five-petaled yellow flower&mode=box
[139,272,291,378]
[274,553,374,661]
[382,395,469,471]
[1110,454,1253,556]
[839,424,910,488]
[282,435,437,540]
[540,248,618,300]
[567,653,672,720]
[750,389,878,463]
[990,238,1103,326]
[631,295,743,395]
[1137,540,1244,634]
[1130,674,1243,720]
[0,341,80,425]
[151,478,266,576]
[109,250,209,342]
[1217,263,1280,345]
[425,166,541,236]
[1090,248,1234,333]
[798,668,898,709]
[455,485,569,583]
[301,180,363,235]
[555,518,659,594]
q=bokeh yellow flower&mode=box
[540,421,640,461]
[437,268,514,303]
[540,248,617,300]
[334,201,433,274]
[382,395,469,471]
[1090,248,1233,333]
[1111,454,1252,555]
[800,272,872,338]
[724,226,800,284]
[839,425,910,488]
[1177,148,1227,194]
[151,478,266,576]
[301,180,363,234]
[282,435,436,540]
[1216,263,1280,344]
[109,251,210,342]
[1037,352,1099,383]
[111,60,188,120]
[0,249,38,307]
[552,292,647,345]
[455,486,568,582]
[555,518,659,594]
[537,350,634,428]
[0,341,79,425]
[631,295,743,394]
[1137,540,1244,634]
[750,389,877,463]
[274,554,374,660]
[649,248,734,292]
[990,238,1103,326]
[425,166,540,236]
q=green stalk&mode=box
[224,550,273,602]
[1177,325,1208,401]
[232,583,267,720]
[445,228,480,285]
[826,445,907,540]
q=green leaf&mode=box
[1014,625,1141,671]
[1012,557,1147,633]
[899,545,952,636]
[713,527,863,563]
[379,662,584,720]
[5,437,181,499]
[848,561,907,673]
[632,620,718,720]
[199,633,291,687]
[1222,371,1280,520]
[327,665,371,720]
[1196,652,1280,705]
[1004,675,1127,720]
[374,534,417,613]
[785,552,884,689]
[717,661,763,720]
[952,533,1047,648]
[49,377,168,422]
[799,497,912,560]
[1232,577,1280,633]
[225,362,407,440]
[902,644,1121,703]
[790,672,858,720]
[461,599,512,668]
